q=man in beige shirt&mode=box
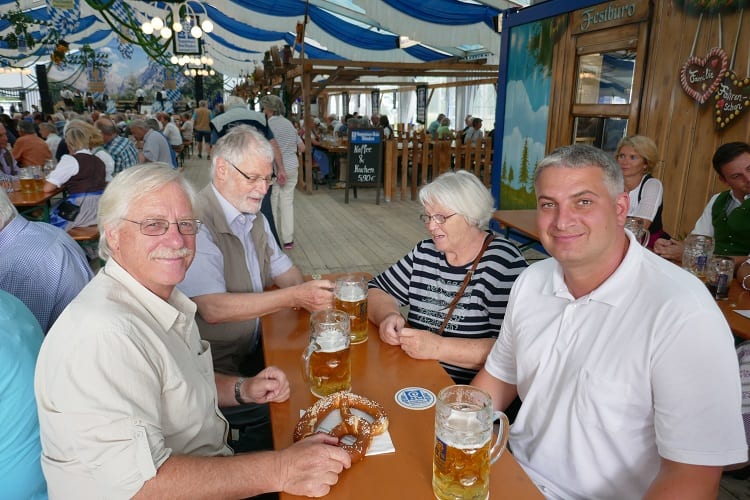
[35,164,350,498]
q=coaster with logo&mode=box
[394,387,436,410]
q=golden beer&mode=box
[433,438,491,500]
[19,177,36,193]
[306,345,351,397]
[34,177,45,192]
[334,295,367,344]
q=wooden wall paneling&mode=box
[547,23,577,151]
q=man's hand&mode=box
[399,327,440,360]
[276,169,287,187]
[243,366,290,404]
[378,312,405,345]
[277,433,352,497]
[653,238,684,261]
[293,279,334,311]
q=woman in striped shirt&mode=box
[368,170,528,384]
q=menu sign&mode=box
[346,128,382,204]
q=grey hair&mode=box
[210,125,274,177]
[39,122,57,134]
[64,119,95,151]
[0,188,19,230]
[129,119,148,131]
[97,163,196,261]
[259,94,285,116]
[419,170,495,228]
[534,144,624,198]
[224,95,247,109]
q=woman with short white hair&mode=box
[368,170,528,384]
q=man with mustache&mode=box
[35,163,350,498]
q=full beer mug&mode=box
[433,385,510,500]
[334,274,368,344]
[302,309,351,398]
[682,234,714,279]
[18,167,35,194]
[624,216,649,246]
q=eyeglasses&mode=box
[226,159,275,186]
[419,213,457,224]
[122,218,202,236]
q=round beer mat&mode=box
[394,387,436,410]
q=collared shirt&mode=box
[0,290,46,499]
[178,184,293,332]
[485,233,746,499]
[692,190,748,236]
[35,259,231,498]
[142,129,173,165]
[0,216,92,332]
[104,135,138,174]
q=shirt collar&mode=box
[0,216,29,247]
[103,258,197,334]
[546,231,642,307]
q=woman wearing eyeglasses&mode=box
[615,135,667,248]
[367,170,527,385]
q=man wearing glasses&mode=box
[179,125,333,378]
[36,163,350,498]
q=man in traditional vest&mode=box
[655,142,750,270]
[178,125,333,377]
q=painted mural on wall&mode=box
[499,17,560,209]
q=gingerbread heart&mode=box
[680,47,728,104]
[714,70,750,131]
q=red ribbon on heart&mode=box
[680,47,728,104]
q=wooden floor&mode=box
[181,156,427,277]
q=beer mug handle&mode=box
[301,342,318,386]
[640,228,650,246]
[489,411,510,465]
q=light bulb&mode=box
[151,16,164,31]
[209,69,215,75]
[207,57,214,65]
[141,22,154,35]
[160,27,172,39]
[172,21,182,33]
[190,69,197,76]
[170,55,178,64]
[200,56,207,64]
[191,26,203,38]
[184,69,190,76]
[201,19,213,33]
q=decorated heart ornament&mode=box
[714,70,750,131]
[680,47,728,104]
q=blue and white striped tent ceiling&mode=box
[0,0,529,76]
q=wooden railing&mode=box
[383,130,494,203]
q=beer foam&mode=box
[316,328,348,352]
[336,283,366,301]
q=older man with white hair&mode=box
[35,163,350,498]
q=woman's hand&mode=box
[378,312,405,345]
[398,327,440,360]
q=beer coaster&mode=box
[394,387,436,410]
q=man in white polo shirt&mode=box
[473,144,746,499]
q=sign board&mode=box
[173,27,201,55]
[371,89,380,115]
[346,128,382,204]
[416,84,427,124]
[571,0,650,35]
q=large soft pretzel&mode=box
[293,391,389,462]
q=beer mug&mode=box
[334,274,368,344]
[705,255,734,300]
[433,385,510,500]
[682,234,714,279]
[18,167,35,194]
[30,166,44,192]
[302,309,351,398]
[624,216,650,246]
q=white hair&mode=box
[419,170,495,228]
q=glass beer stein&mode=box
[302,309,351,398]
[334,274,369,344]
[18,167,35,194]
[705,255,734,300]
[682,234,714,279]
[624,216,649,246]
[433,385,510,500]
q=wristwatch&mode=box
[234,377,247,404]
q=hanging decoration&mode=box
[1,0,53,51]
[674,0,748,15]
[46,0,80,38]
[679,13,728,104]
[714,8,749,130]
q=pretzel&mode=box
[293,391,389,462]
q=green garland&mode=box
[674,0,749,14]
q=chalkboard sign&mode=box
[346,128,383,204]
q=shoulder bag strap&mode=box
[437,233,494,336]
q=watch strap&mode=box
[234,377,247,405]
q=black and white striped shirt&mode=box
[369,231,527,384]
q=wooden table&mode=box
[715,279,750,341]
[8,186,63,222]
[492,209,541,251]
[262,296,543,499]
